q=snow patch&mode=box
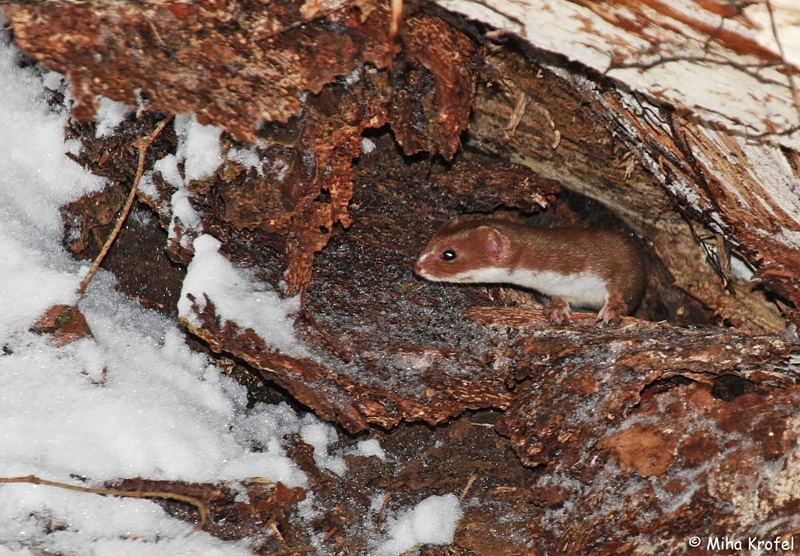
[300,417,347,475]
[138,113,222,248]
[350,438,387,461]
[179,234,311,358]
[229,143,265,175]
[94,96,132,138]
[375,494,463,555]
[361,136,377,154]
[0,33,105,340]
[176,113,223,183]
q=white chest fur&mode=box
[450,267,609,309]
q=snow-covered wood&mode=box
[438,0,800,145]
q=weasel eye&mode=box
[441,249,457,261]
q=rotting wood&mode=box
[4,0,483,296]
[5,0,794,329]
[467,307,800,465]
[3,0,398,144]
[7,0,800,552]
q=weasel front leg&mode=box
[597,295,626,325]
[544,297,572,324]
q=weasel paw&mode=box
[597,303,624,325]
[545,298,572,325]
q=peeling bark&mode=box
[4,0,397,143]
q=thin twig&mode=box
[76,116,172,298]
[376,492,391,533]
[505,91,527,136]
[0,474,209,533]
[389,0,403,41]
[460,473,477,502]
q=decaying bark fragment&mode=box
[4,0,397,144]
[469,309,800,466]
[528,381,800,554]
[5,0,389,295]
[30,304,93,347]
[388,13,478,159]
[469,309,800,553]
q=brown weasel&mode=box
[414,218,645,324]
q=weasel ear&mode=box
[478,226,510,263]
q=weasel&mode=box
[413,218,645,324]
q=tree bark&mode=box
[6,0,800,553]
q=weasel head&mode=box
[414,222,512,283]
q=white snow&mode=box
[138,113,222,249]
[94,96,131,138]
[152,153,184,189]
[731,255,755,282]
[0,483,254,556]
[179,234,311,358]
[228,143,265,175]
[176,113,223,183]
[341,66,362,87]
[0,34,103,341]
[350,438,387,461]
[361,136,377,154]
[300,418,348,475]
[375,494,464,555]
